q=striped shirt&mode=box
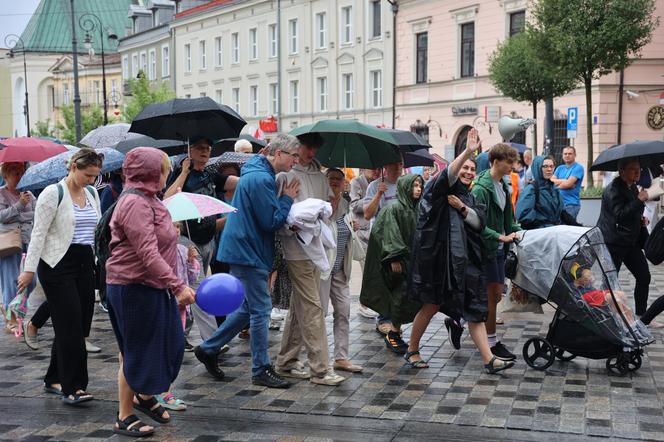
[71,199,98,246]
[332,218,351,274]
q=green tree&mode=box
[34,119,55,138]
[531,0,658,186]
[56,105,104,145]
[123,74,175,122]
[488,29,577,155]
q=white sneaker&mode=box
[85,340,101,353]
[310,370,345,386]
[271,308,285,321]
[276,361,309,379]
[358,305,378,319]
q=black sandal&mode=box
[44,384,63,396]
[384,331,408,354]
[484,356,515,374]
[62,391,94,405]
[404,351,429,369]
[113,414,154,437]
[133,394,170,423]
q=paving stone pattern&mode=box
[1,262,664,441]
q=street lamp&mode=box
[79,13,118,125]
[4,34,30,137]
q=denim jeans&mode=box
[564,204,580,221]
[199,265,271,377]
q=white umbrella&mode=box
[80,123,142,149]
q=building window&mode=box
[122,55,129,79]
[140,51,147,74]
[185,94,191,99]
[416,32,427,84]
[111,79,118,94]
[184,44,191,73]
[268,24,277,58]
[316,12,326,49]
[460,22,475,78]
[370,70,382,108]
[232,87,240,113]
[215,36,223,67]
[289,80,299,113]
[509,10,526,36]
[249,28,258,60]
[162,45,169,77]
[94,80,100,104]
[215,89,222,104]
[370,0,381,38]
[250,85,258,117]
[341,6,352,44]
[199,40,207,70]
[232,33,240,63]
[200,91,206,97]
[289,19,298,54]
[63,83,70,106]
[317,77,327,111]
[132,53,138,77]
[269,82,278,115]
[342,73,353,110]
[148,49,156,80]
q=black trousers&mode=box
[39,245,95,396]
[641,295,664,325]
[607,244,651,316]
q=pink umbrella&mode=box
[162,192,237,223]
[0,137,68,163]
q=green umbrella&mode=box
[290,120,401,168]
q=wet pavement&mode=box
[1,261,664,441]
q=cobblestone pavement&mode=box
[1,261,663,441]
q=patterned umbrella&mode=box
[17,147,125,191]
[163,192,236,223]
[80,123,142,149]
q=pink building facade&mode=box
[394,0,664,186]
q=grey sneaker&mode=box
[310,370,345,386]
[23,322,39,350]
[276,362,310,379]
[85,340,101,353]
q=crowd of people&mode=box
[1,130,663,438]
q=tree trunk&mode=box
[584,77,594,188]
[532,101,538,155]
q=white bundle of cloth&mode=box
[286,198,336,273]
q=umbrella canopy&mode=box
[162,192,237,222]
[0,137,68,163]
[290,120,400,169]
[214,134,267,153]
[129,97,246,142]
[403,149,434,168]
[80,123,142,149]
[17,147,125,191]
[590,140,664,171]
[114,135,187,155]
[510,142,530,154]
[207,152,255,167]
[383,129,431,153]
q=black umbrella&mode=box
[113,135,188,155]
[383,129,431,153]
[403,149,435,168]
[213,134,267,154]
[129,97,246,142]
[590,140,664,171]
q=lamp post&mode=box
[4,34,30,136]
[69,0,82,143]
[79,13,118,125]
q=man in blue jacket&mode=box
[194,134,300,388]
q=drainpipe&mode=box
[388,0,398,129]
[277,0,282,128]
[617,68,624,144]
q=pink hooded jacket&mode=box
[105,147,186,295]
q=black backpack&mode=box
[645,217,664,265]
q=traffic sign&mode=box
[567,107,578,139]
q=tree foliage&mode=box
[531,0,658,186]
[488,29,577,153]
[34,119,55,138]
[56,105,104,145]
[122,74,175,122]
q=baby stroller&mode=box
[512,226,653,375]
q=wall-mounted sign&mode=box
[647,105,664,130]
[484,105,501,122]
[452,105,478,116]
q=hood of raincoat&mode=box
[531,155,550,187]
[122,147,166,196]
[396,173,422,211]
[475,152,490,174]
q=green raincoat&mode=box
[359,174,422,325]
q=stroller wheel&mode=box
[523,338,555,371]
[627,351,642,372]
[554,348,576,362]
[606,356,629,375]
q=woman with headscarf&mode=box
[359,173,423,354]
[515,155,564,229]
[105,147,196,437]
[406,129,514,373]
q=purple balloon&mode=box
[196,273,245,316]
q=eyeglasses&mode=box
[279,150,300,160]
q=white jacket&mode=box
[286,198,336,273]
[24,180,101,272]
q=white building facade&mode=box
[172,0,394,134]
